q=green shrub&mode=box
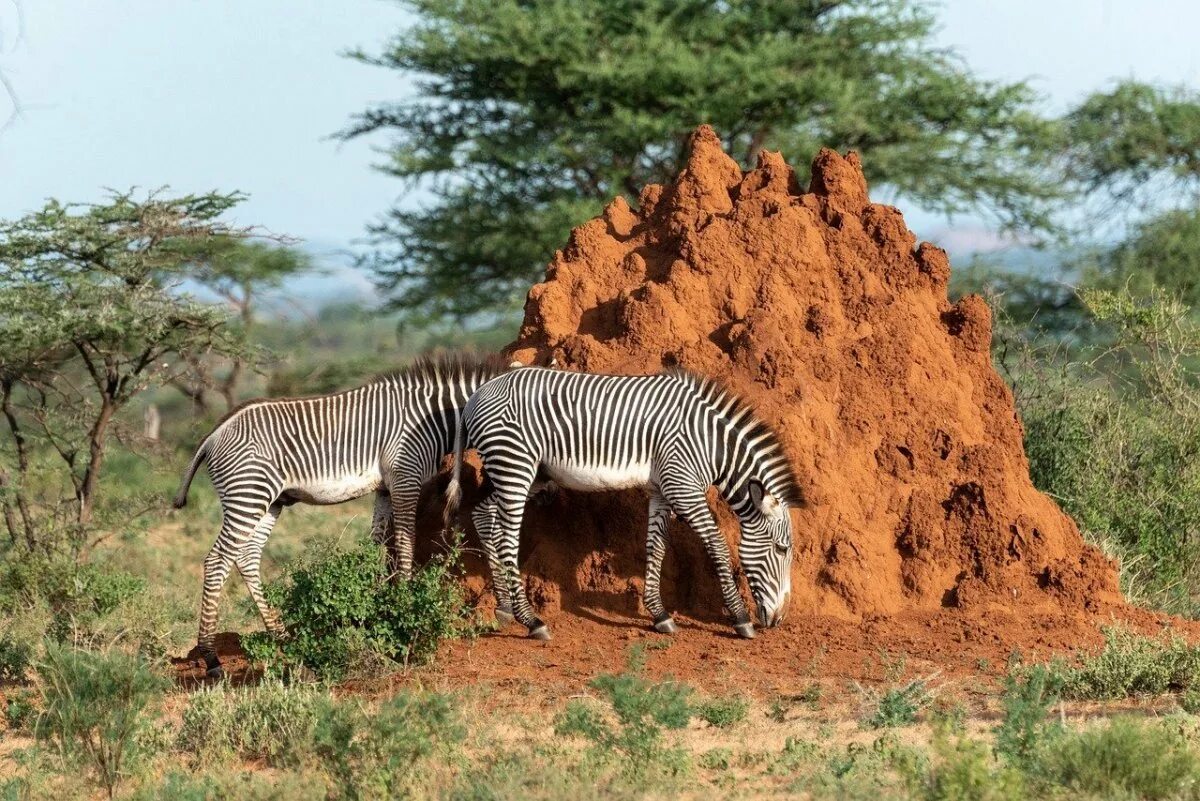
[1030,628,1200,700]
[556,669,694,781]
[130,770,326,801]
[860,678,934,729]
[694,694,749,729]
[4,688,36,732]
[910,734,1027,801]
[311,691,465,800]
[34,644,168,799]
[0,631,33,683]
[178,680,321,766]
[994,665,1063,769]
[242,540,473,680]
[1042,717,1199,799]
[1017,288,1200,615]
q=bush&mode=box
[4,688,36,732]
[0,631,33,683]
[694,694,749,729]
[859,678,934,729]
[556,668,694,782]
[994,665,1063,769]
[1016,288,1200,615]
[241,540,473,680]
[34,644,168,799]
[1043,717,1199,799]
[1029,628,1200,700]
[178,680,322,767]
[311,691,465,800]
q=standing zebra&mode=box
[445,367,800,640]
[173,354,506,675]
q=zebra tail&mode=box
[443,412,465,533]
[172,434,212,509]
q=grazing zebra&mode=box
[173,354,507,675]
[444,367,800,640]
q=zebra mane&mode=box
[663,368,804,507]
[204,352,510,430]
[371,351,511,388]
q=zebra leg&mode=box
[667,488,755,639]
[197,541,237,676]
[234,502,286,638]
[388,482,421,580]
[487,465,547,639]
[369,490,400,579]
[644,489,676,634]
[472,493,514,626]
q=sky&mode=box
[0,0,1198,263]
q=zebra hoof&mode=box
[495,609,516,627]
[205,665,225,679]
[734,622,756,640]
[653,617,678,635]
[528,625,552,641]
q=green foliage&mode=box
[241,540,473,680]
[310,691,465,800]
[0,189,250,545]
[693,693,749,729]
[178,680,321,766]
[33,644,168,799]
[909,735,1027,801]
[346,0,1059,318]
[556,668,694,781]
[860,678,933,729]
[994,665,1063,768]
[1043,717,1200,800]
[131,770,326,801]
[0,631,32,683]
[1062,80,1200,214]
[4,688,36,732]
[1018,288,1200,614]
[1098,209,1200,307]
[1033,628,1200,701]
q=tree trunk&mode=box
[143,403,161,441]
[78,398,116,526]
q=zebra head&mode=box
[732,477,794,629]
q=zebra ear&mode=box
[749,479,782,518]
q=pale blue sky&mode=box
[1,0,1198,250]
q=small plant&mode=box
[0,631,32,683]
[994,664,1063,768]
[1182,686,1200,714]
[1023,628,1200,701]
[1043,717,1200,799]
[859,676,935,729]
[34,644,168,799]
[311,691,465,800]
[4,687,37,731]
[178,680,322,766]
[556,667,694,781]
[699,747,733,771]
[694,693,749,729]
[242,539,475,680]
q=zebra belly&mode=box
[285,470,383,505]
[541,458,651,492]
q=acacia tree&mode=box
[170,239,311,412]
[0,191,250,548]
[344,0,1060,318]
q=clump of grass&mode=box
[1043,717,1200,799]
[1022,628,1200,701]
[858,675,937,729]
[34,643,169,799]
[694,693,749,729]
[178,680,322,767]
[556,662,694,783]
[0,630,33,683]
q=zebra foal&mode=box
[445,367,800,640]
[173,354,506,675]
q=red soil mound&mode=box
[464,124,1125,630]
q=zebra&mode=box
[444,366,801,641]
[173,354,507,676]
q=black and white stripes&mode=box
[174,354,507,675]
[447,366,801,640]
